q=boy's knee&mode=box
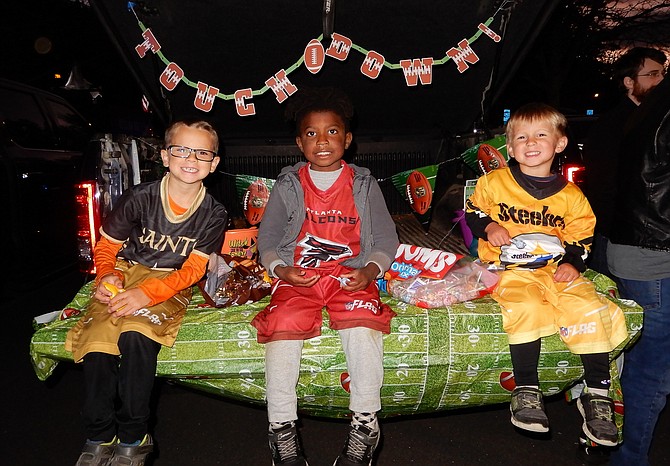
[118,331,160,354]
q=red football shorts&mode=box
[251,264,396,343]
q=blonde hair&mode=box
[505,103,567,140]
[164,120,219,153]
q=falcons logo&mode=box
[297,233,352,268]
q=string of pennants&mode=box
[228,134,508,231]
[128,2,509,116]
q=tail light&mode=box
[74,181,100,274]
[563,164,586,187]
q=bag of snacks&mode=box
[384,259,499,308]
[386,244,463,280]
[199,253,271,308]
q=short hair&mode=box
[505,103,567,140]
[164,120,219,154]
[613,47,667,88]
[284,87,354,134]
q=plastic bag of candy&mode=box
[199,253,272,308]
[383,259,499,308]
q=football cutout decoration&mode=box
[243,178,271,225]
[405,170,433,215]
[340,372,351,393]
[304,39,325,74]
[499,371,516,392]
[477,143,507,174]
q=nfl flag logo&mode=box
[559,327,569,337]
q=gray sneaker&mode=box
[268,422,308,465]
[577,393,618,447]
[333,424,380,466]
[75,438,117,466]
[109,434,153,466]
[510,386,549,433]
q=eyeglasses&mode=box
[167,145,217,162]
[634,69,666,79]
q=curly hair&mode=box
[284,87,355,134]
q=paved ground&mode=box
[8,224,670,465]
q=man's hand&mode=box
[484,223,511,247]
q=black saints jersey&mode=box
[101,176,227,269]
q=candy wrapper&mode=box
[199,253,271,308]
[384,259,499,308]
[387,244,463,280]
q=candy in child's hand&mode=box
[329,275,350,287]
[103,282,125,298]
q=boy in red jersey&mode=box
[465,103,628,447]
[252,88,398,466]
[67,120,227,466]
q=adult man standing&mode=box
[583,47,666,276]
[607,59,669,465]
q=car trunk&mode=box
[91,0,559,138]
[87,0,560,222]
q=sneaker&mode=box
[109,434,154,466]
[575,434,611,465]
[509,386,549,433]
[577,393,618,447]
[332,424,380,466]
[268,422,308,465]
[75,437,117,466]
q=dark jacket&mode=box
[609,78,670,250]
[583,97,637,236]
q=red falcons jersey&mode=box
[294,163,361,270]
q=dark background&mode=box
[2,0,593,139]
[4,1,670,464]
[4,1,666,140]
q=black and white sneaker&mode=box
[510,386,550,433]
[576,434,611,465]
[577,393,618,447]
[333,424,380,466]
[268,422,308,465]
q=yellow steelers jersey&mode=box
[465,165,595,270]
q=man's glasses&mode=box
[167,145,217,162]
[634,69,666,79]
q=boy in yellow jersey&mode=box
[66,120,227,466]
[465,103,628,446]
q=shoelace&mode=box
[589,398,613,421]
[517,392,543,410]
[275,431,299,461]
[345,430,370,461]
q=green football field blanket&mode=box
[31,271,642,424]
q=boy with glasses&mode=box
[67,120,228,466]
